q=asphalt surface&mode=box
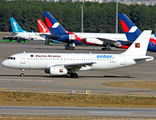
[0,38,156,117]
[0,39,156,95]
[0,106,156,117]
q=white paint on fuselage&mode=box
[74,32,128,41]
[2,53,139,71]
[14,32,45,41]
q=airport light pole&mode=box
[80,4,83,33]
[116,0,118,33]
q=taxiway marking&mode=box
[0,79,54,82]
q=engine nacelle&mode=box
[85,38,103,45]
[114,42,122,48]
[49,66,68,75]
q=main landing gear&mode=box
[70,73,78,78]
[102,44,111,51]
[20,69,24,77]
[69,70,78,78]
[65,43,75,50]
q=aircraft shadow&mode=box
[0,75,134,78]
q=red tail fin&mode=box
[37,19,50,33]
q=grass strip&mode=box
[0,91,156,108]
[0,115,155,120]
[103,81,156,89]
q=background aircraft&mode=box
[43,12,82,50]
[9,17,45,42]
[2,30,154,78]
[37,19,50,34]
[37,19,62,44]
[119,14,156,52]
[43,11,131,50]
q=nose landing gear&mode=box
[20,69,25,77]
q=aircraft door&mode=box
[120,56,125,65]
[20,54,25,64]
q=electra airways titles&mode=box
[2,30,154,78]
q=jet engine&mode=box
[85,38,103,45]
[49,66,68,75]
[114,42,122,48]
[114,42,129,49]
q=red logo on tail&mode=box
[135,43,140,48]
[37,19,50,33]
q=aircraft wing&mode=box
[42,34,62,39]
[53,62,96,70]
[96,37,132,45]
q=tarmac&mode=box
[0,38,156,95]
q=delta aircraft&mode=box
[43,11,130,50]
[118,14,156,52]
[8,17,45,42]
[2,30,154,78]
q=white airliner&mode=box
[2,30,154,78]
[9,17,45,42]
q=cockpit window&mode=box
[8,57,15,60]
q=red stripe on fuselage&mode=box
[68,32,82,43]
[150,38,156,45]
[86,41,102,46]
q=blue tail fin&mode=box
[43,11,67,34]
[118,14,142,42]
[10,17,26,33]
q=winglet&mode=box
[122,30,152,56]
[10,17,26,33]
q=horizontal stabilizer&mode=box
[134,56,154,64]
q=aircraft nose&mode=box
[2,60,9,67]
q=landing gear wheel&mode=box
[107,48,111,51]
[73,73,78,78]
[70,73,74,78]
[20,73,24,77]
[70,73,78,78]
[102,48,106,50]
